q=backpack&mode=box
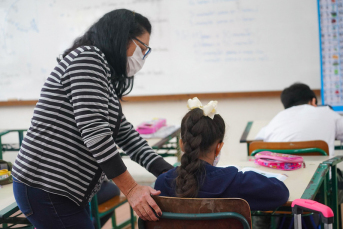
[254,151,305,171]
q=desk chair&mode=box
[249,140,332,228]
[138,196,251,229]
[248,140,329,156]
[90,194,136,229]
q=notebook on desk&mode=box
[220,165,287,182]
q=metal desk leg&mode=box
[331,165,338,229]
[322,156,343,229]
[18,131,24,148]
[246,143,250,156]
[0,137,2,160]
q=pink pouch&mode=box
[136,118,166,134]
[254,151,305,171]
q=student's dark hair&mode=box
[175,108,225,198]
[280,83,317,109]
[59,9,151,99]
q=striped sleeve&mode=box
[116,116,174,177]
[61,50,127,179]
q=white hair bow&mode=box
[187,97,218,119]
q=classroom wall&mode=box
[0,96,284,182]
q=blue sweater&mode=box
[154,162,289,211]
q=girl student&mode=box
[154,97,289,211]
[12,9,173,229]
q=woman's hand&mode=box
[126,184,162,221]
[112,170,162,221]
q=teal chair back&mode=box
[139,196,251,229]
[248,140,329,156]
[250,148,327,156]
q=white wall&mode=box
[0,97,284,182]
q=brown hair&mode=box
[175,108,225,198]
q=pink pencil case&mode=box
[136,118,166,134]
[254,151,305,171]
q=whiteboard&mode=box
[0,0,321,101]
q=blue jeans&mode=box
[13,177,94,229]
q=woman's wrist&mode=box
[111,170,138,196]
[125,183,138,197]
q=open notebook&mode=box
[220,165,288,182]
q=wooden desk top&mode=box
[145,126,181,149]
[230,156,328,203]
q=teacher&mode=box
[12,9,173,228]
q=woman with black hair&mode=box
[12,9,173,228]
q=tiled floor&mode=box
[101,182,153,229]
[102,201,138,229]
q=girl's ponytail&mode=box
[175,108,204,198]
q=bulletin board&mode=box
[319,0,343,111]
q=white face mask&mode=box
[213,152,221,167]
[126,40,145,77]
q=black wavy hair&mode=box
[175,108,225,198]
[281,83,317,109]
[59,9,151,99]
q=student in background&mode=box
[255,83,343,155]
[154,97,289,211]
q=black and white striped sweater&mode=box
[12,46,173,206]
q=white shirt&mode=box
[255,104,343,155]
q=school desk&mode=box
[234,155,343,229]
[232,156,327,203]
[240,121,343,152]
[240,121,343,228]
[0,126,181,162]
[119,125,181,160]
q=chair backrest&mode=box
[140,196,252,229]
[248,140,329,156]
